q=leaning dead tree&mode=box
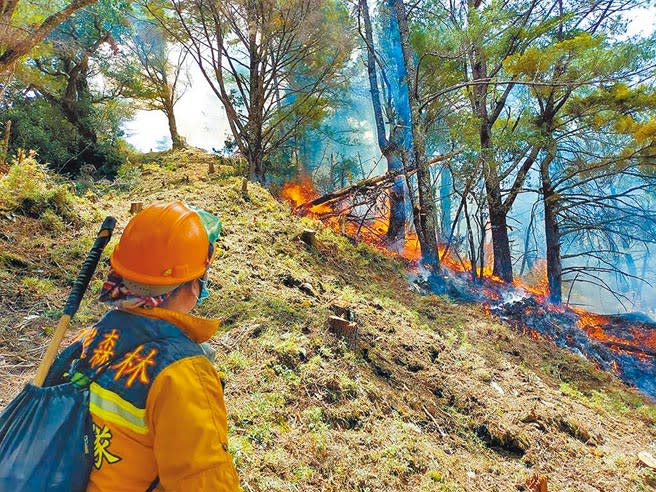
[297,153,456,213]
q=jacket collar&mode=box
[123,307,220,343]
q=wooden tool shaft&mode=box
[33,315,71,386]
[32,216,116,387]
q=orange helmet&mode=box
[111,201,213,288]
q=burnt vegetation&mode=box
[3,152,656,491]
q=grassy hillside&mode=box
[1,149,655,491]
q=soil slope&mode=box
[1,149,655,491]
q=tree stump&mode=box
[241,177,249,200]
[525,473,548,492]
[130,202,144,214]
[299,229,317,248]
[330,303,353,320]
[328,316,358,347]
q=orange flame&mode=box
[513,259,549,299]
[280,179,333,215]
[572,308,656,360]
[281,179,531,279]
[280,177,656,364]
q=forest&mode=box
[1,0,654,314]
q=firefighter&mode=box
[72,201,240,492]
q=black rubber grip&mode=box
[63,216,117,316]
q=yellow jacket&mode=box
[75,307,240,492]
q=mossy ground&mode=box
[1,148,655,491]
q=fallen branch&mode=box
[297,152,458,213]
[0,0,99,73]
[422,404,446,437]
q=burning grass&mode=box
[280,178,656,401]
[1,150,656,491]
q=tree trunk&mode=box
[60,54,97,145]
[624,253,639,293]
[247,129,266,184]
[471,42,514,282]
[540,151,561,304]
[164,103,185,150]
[520,208,537,276]
[440,166,452,239]
[466,0,521,283]
[392,0,440,271]
[247,0,266,183]
[479,119,513,282]
[480,149,515,283]
[478,200,486,282]
[248,146,265,183]
[360,0,405,245]
[638,254,648,307]
[463,195,477,282]
[489,204,513,282]
[387,163,406,244]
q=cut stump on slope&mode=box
[328,315,358,347]
[299,229,317,248]
[130,202,143,214]
[526,473,548,492]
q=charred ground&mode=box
[1,149,655,491]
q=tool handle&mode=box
[33,216,116,386]
[63,216,116,316]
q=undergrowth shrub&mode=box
[41,209,66,233]
[0,153,89,226]
[100,160,142,193]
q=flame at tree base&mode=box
[280,179,656,399]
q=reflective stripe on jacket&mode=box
[73,308,240,492]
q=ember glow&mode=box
[280,179,656,399]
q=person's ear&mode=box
[190,278,201,298]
